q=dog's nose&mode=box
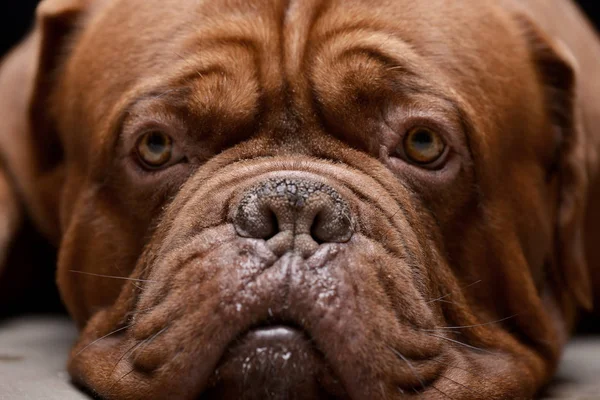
[233,178,353,257]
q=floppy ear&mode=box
[516,15,593,310]
[0,0,86,289]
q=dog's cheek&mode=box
[57,190,144,325]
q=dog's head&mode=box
[0,0,593,398]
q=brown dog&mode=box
[1,0,599,398]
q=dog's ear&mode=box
[516,15,593,310]
[0,0,88,286]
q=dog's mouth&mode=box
[67,164,479,399]
[69,230,448,399]
[201,323,348,399]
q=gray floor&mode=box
[542,337,600,399]
[0,317,85,400]
[0,316,598,400]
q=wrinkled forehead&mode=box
[57,0,541,166]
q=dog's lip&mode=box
[68,248,446,400]
[106,232,444,399]
[200,324,349,399]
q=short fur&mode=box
[1,0,599,399]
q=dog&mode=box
[1,0,599,398]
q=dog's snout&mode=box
[233,178,353,256]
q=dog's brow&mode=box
[121,87,193,116]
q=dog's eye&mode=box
[400,127,447,166]
[136,131,174,168]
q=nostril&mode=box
[310,212,326,245]
[233,178,354,249]
[310,207,353,244]
[264,208,279,240]
[234,201,279,239]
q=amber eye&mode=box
[136,131,173,168]
[401,127,446,166]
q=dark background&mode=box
[1,0,39,55]
[0,2,599,328]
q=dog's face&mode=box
[16,0,589,398]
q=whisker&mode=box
[387,346,425,390]
[424,333,493,355]
[387,65,406,72]
[428,358,484,379]
[108,326,170,393]
[435,299,458,305]
[389,208,402,220]
[114,264,142,290]
[438,374,475,394]
[423,314,519,331]
[109,342,143,378]
[426,293,452,304]
[431,384,455,399]
[75,324,132,357]
[462,279,482,289]
[379,381,389,395]
[422,329,463,336]
[109,326,169,378]
[69,270,158,283]
[109,368,136,393]
[132,326,169,362]
[426,280,482,304]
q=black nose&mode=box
[233,178,353,257]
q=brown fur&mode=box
[1,0,599,398]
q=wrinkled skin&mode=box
[1,0,600,399]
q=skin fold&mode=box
[0,0,599,399]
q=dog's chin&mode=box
[201,325,348,400]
